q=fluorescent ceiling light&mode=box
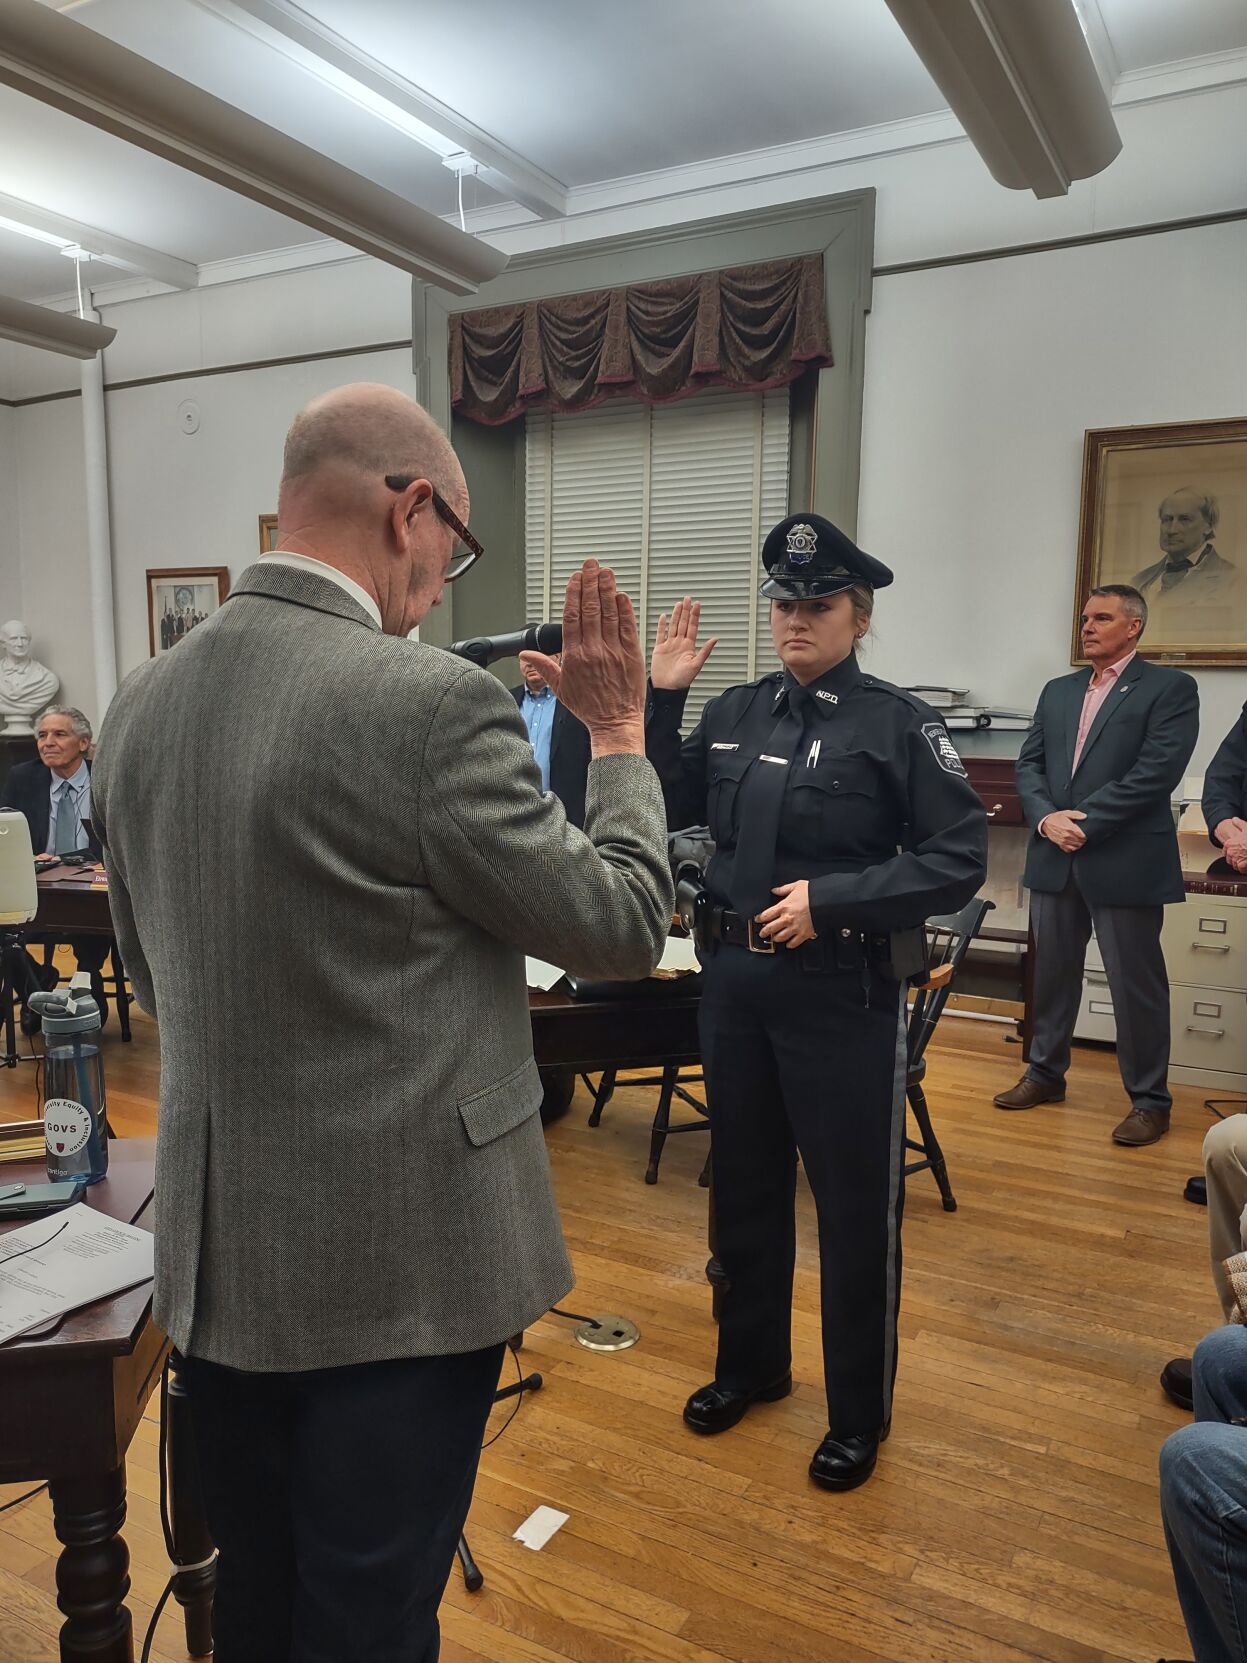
[0,290,115,358]
[0,213,68,248]
[0,0,508,293]
[189,0,567,220]
[882,0,1122,198]
[0,193,198,287]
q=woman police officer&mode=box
[646,513,987,1491]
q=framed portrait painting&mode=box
[147,567,230,656]
[1073,417,1247,666]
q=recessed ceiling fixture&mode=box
[882,0,1122,198]
[0,0,508,292]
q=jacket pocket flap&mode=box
[457,1057,544,1148]
[796,757,877,797]
[709,749,751,783]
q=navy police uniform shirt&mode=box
[646,652,988,934]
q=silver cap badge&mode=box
[784,522,818,566]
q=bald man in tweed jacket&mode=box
[92,385,672,1663]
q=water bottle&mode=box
[29,971,109,1187]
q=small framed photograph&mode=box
[147,568,230,656]
[1073,417,1247,666]
[258,514,278,553]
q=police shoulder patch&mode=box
[922,722,967,777]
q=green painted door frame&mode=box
[412,190,874,651]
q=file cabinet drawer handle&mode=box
[985,803,1003,818]
[1191,943,1231,953]
[1185,1024,1226,1037]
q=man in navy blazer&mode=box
[2,704,111,1023]
[1202,702,1247,872]
[995,585,1199,1146]
[511,654,592,829]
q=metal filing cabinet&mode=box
[1074,929,1117,1043]
[1164,891,1247,1090]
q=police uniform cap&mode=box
[759,513,893,600]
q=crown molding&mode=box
[25,41,1247,310]
[1112,45,1247,107]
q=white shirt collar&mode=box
[53,759,90,794]
[259,552,382,628]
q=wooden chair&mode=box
[904,897,996,1211]
[584,1064,710,1186]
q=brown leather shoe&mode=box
[1112,1108,1170,1146]
[993,1075,1066,1110]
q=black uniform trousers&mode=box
[181,1342,505,1663]
[699,941,907,1437]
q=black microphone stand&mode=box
[455,1334,542,1592]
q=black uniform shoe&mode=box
[683,1374,792,1434]
[1160,1357,1194,1411]
[809,1419,891,1491]
[1184,1175,1208,1206]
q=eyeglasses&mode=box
[384,475,483,582]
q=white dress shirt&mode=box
[259,552,382,629]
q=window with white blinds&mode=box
[525,387,791,721]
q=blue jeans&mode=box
[1160,1326,1247,1663]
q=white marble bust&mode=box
[0,620,60,736]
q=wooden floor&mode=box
[0,974,1220,1663]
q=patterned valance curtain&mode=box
[449,254,833,426]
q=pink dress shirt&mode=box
[1039,649,1136,840]
[1072,649,1136,773]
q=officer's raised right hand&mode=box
[651,597,717,690]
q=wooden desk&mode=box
[529,981,701,1071]
[35,866,114,938]
[0,1139,213,1662]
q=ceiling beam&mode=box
[0,0,508,293]
[0,290,115,358]
[190,0,568,221]
[0,190,198,288]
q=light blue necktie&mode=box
[54,783,79,854]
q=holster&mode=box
[675,869,709,944]
[867,925,929,985]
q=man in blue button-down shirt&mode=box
[511,655,592,828]
[518,658,557,792]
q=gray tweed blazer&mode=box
[92,563,673,1372]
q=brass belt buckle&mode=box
[747,917,776,955]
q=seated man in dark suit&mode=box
[1,703,111,1023]
[994,585,1199,1146]
[512,651,592,829]
[1203,700,1247,874]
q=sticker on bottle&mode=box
[44,1099,93,1157]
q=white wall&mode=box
[7,345,419,719]
[857,216,1247,772]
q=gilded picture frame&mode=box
[147,567,230,657]
[1073,417,1247,667]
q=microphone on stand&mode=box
[447,623,562,669]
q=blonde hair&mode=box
[849,583,875,655]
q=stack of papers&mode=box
[0,1204,154,1346]
[525,936,700,991]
